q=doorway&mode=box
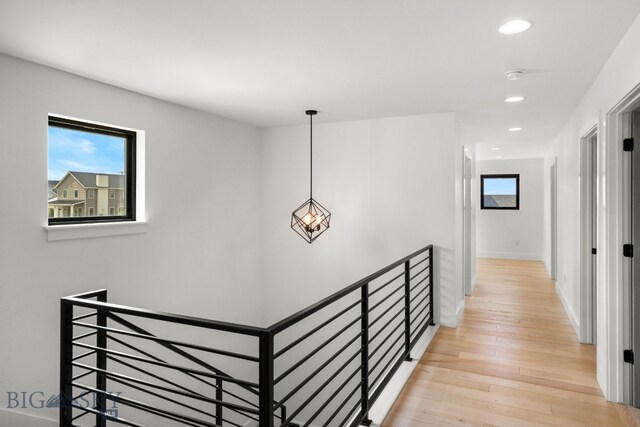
[580,127,598,344]
[463,153,473,295]
[550,159,558,281]
[630,110,640,407]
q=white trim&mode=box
[601,82,640,403]
[556,281,580,338]
[543,259,551,276]
[579,125,598,344]
[368,325,440,427]
[45,221,149,241]
[477,252,543,261]
[439,299,465,327]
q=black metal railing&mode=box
[60,244,434,426]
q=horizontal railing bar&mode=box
[409,274,429,293]
[72,382,220,427]
[71,368,94,382]
[368,331,404,376]
[370,302,404,329]
[108,313,260,398]
[369,348,407,409]
[410,312,429,338]
[108,375,221,422]
[274,315,362,385]
[268,245,433,334]
[323,387,362,427]
[369,318,405,360]
[72,311,97,322]
[304,370,362,427]
[410,318,432,350]
[409,285,428,305]
[71,350,96,362]
[368,304,405,344]
[337,397,364,427]
[73,362,259,416]
[63,296,264,336]
[74,321,259,362]
[70,407,90,422]
[72,341,259,389]
[274,298,361,359]
[368,271,404,298]
[409,265,429,282]
[370,343,405,387]
[282,349,361,425]
[108,376,251,427]
[408,256,428,271]
[369,282,404,312]
[72,330,98,342]
[68,404,143,427]
[66,289,108,300]
[410,298,430,320]
[107,354,260,419]
[275,332,363,409]
[70,390,93,405]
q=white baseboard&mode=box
[555,282,580,338]
[367,325,439,426]
[543,259,551,276]
[0,409,56,427]
[477,251,543,261]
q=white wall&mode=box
[543,12,640,400]
[258,113,465,328]
[476,158,544,261]
[0,53,264,424]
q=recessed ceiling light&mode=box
[505,70,525,81]
[509,127,522,132]
[490,147,500,151]
[505,96,525,103]
[499,20,533,35]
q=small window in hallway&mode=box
[481,174,520,210]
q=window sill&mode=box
[45,221,149,241]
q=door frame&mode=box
[550,159,558,281]
[601,82,640,403]
[580,125,598,344]
[463,152,473,296]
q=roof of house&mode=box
[56,171,125,189]
[48,200,85,206]
[483,195,517,208]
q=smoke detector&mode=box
[505,70,524,81]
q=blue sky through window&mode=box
[48,126,125,180]
[484,178,516,195]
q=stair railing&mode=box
[60,244,434,426]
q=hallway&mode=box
[382,258,635,426]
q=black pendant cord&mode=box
[309,112,313,200]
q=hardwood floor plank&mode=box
[381,258,629,426]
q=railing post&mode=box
[96,291,108,427]
[404,260,413,361]
[60,299,73,427]
[259,330,274,427]
[360,283,372,426]
[429,246,435,325]
[215,378,223,426]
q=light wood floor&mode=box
[382,258,637,427]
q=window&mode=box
[48,116,136,225]
[480,174,520,210]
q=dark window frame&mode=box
[480,174,520,210]
[48,116,136,225]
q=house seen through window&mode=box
[48,116,136,224]
[480,174,520,210]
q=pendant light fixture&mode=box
[291,110,331,243]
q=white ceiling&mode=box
[1,0,639,159]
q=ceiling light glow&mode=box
[505,96,525,103]
[499,20,532,35]
[509,127,522,132]
[490,147,500,151]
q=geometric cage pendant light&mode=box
[291,110,332,243]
